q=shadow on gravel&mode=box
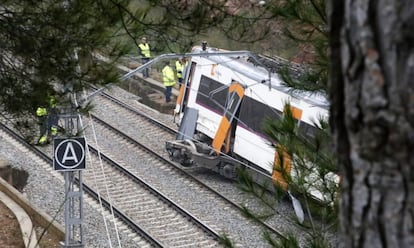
[0,161,29,192]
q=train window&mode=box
[298,122,318,139]
[238,97,282,136]
[196,75,228,114]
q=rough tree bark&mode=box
[328,1,414,247]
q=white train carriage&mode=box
[166,46,332,198]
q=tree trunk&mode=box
[328,1,414,247]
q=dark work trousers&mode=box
[47,108,59,134]
[165,86,173,103]
[38,116,48,137]
[141,57,150,78]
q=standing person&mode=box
[162,61,176,103]
[138,37,151,78]
[175,57,187,85]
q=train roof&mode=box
[190,46,329,109]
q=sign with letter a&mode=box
[54,137,86,171]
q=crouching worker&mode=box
[36,95,59,145]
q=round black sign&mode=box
[54,138,86,170]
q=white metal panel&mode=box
[195,106,222,138]
[233,127,274,174]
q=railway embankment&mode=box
[0,56,175,247]
[115,58,179,114]
[0,158,64,247]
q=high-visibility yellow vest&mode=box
[175,60,184,78]
[37,95,56,116]
[162,65,176,87]
[38,135,47,144]
[138,43,151,58]
[49,96,56,108]
[51,126,58,136]
[36,107,47,117]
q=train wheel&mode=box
[220,163,237,179]
[180,158,192,167]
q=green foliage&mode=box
[1,0,298,135]
[2,0,256,139]
[1,0,337,246]
[0,0,302,127]
[233,1,338,247]
[266,0,329,90]
[122,1,296,56]
[265,232,301,248]
[218,232,235,248]
[122,0,231,54]
[0,0,131,136]
[237,167,285,210]
[263,101,338,229]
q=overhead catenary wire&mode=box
[73,79,123,247]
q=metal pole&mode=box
[59,111,84,248]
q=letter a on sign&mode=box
[54,138,86,171]
[62,142,79,164]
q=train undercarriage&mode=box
[165,138,239,179]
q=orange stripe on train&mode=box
[272,145,291,190]
[212,82,244,154]
[212,117,230,153]
[287,105,303,120]
[176,84,185,105]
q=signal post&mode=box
[54,112,85,248]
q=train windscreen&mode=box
[196,75,228,115]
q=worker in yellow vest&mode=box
[36,105,48,144]
[175,57,188,85]
[36,95,58,145]
[138,37,151,78]
[162,61,176,103]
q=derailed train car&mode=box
[165,46,336,202]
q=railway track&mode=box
[0,121,222,247]
[82,114,286,246]
[1,86,307,247]
[0,122,155,247]
[85,145,222,247]
[90,91,176,155]
[87,90,294,241]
